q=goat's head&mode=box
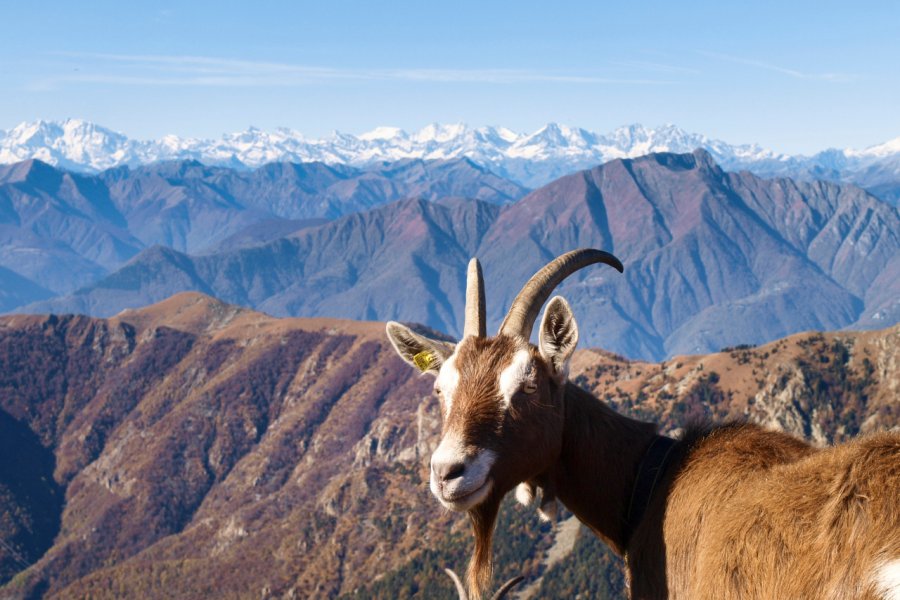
[386,249,623,596]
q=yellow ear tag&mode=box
[413,350,436,372]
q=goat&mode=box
[386,249,900,599]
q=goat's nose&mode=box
[432,458,466,482]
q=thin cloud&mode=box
[384,67,668,84]
[34,52,674,88]
[610,59,701,75]
[701,51,854,82]
[51,52,348,76]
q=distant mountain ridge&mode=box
[4,119,900,194]
[0,157,525,297]
[21,150,900,361]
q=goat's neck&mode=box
[549,382,658,554]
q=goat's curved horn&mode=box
[443,568,525,600]
[490,575,525,599]
[499,248,623,339]
[445,568,469,600]
[463,258,486,338]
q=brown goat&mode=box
[386,249,900,599]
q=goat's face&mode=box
[386,250,622,596]
[387,297,578,512]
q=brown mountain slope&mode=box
[0,293,456,598]
[0,293,897,598]
[570,326,899,445]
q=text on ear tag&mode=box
[413,350,436,372]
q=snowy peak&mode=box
[516,122,595,148]
[598,124,698,157]
[0,119,142,171]
[359,126,407,141]
[13,119,127,151]
[412,122,467,143]
[849,136,900,159]
[2,118,900,189]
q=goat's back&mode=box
[663,425,900,599]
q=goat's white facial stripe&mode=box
[498,349,532,410]
[435,352,459,415]
[873,559,900,600]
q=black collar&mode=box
[623,434,679,546]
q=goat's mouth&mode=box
[435,476,494,512]
[429,442,497,512]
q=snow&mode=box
[411,123,468,144]
[358,126,406,141]
[1,119,899,188]
[849,136,900,159]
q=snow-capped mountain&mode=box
[2,118,899,190]
[0,120,151,172]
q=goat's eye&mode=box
[523,381,537,394]
[435,387,442,396]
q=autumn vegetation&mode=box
[0,294,897,598]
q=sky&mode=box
[0,0,898,154]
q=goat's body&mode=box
[554,384,900,599]
[660,426,900,600]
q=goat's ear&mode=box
[539,296,578,382]
[385,322,454,376]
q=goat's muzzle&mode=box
[430,440,496,511]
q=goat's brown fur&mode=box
[534,384,900,599]
[656,425,900,599]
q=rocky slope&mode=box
[0,294,897,598]
[25,150,900,361]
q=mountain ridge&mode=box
[4,118,900,194]
[20,150,900,361]
[0,157,525,296]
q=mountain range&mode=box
[1,294,897,598]
[15,150,900,361]
[3,119,900,195]
[0,156,525,303]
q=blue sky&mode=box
[1,0,897,153]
